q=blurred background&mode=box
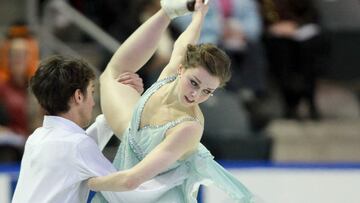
[0,0,359,202]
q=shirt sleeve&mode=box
[75,136,117,180]
[86,114,114,151]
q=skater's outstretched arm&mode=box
[159,0,209,80]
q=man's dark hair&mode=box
[30,55,96,115]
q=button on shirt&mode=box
[12,116,116,203]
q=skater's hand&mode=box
[194,0,209,16]
[117,72,144,94]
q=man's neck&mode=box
[57,110,83,128]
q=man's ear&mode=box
[73,89,84,104]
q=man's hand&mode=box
[117,72,144,94]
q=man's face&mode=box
[79,81,95,127]
[9,39,28,86]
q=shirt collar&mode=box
[43,116,85,134]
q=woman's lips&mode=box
[184,96,194,103]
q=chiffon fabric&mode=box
[92,76,256,203]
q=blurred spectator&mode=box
[219,0,270,131]
[0,22,38,82]
[259,0,329,119]
[0,103,24,162]
[219,0,267,99]
[173,0,222,45]
[0,22,42,162]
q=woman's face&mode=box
[177,65,220,107]
[9,39,28,85]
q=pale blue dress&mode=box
[92,76,256,203]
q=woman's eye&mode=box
[203,90,211,95]
[190,80,198,87]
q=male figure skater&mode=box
[12,55,144,202]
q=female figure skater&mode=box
[89,0,257,202]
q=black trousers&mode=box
[264,34,328,119]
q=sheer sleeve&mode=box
[184,144,256,203]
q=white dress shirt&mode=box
[12,116,116,203]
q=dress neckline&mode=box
[136,75,176,131]
[135,75,199,132]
